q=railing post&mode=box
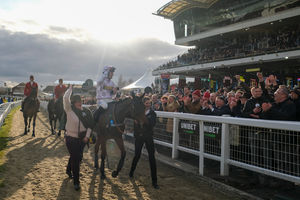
[221,123,230,176]
[199,121,204,175]
[172,117,179,159]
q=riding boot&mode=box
[93,107,105,122]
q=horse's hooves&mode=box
[94,158,99,169]
[112,171,118,178]
[94,163,99,169]
[32,134,35,137]
[100,174,106,180]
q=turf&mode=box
[0,106,20,187]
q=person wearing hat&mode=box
[163,95,180,133]
[290,87,300,120]
[94,66,117,121]
[160,95,168,111]
[203,91,210,102]
[21,75,40,112]
[183,90,202,114]
[63,85,94,191]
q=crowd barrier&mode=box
[125,111,300,184]
[40,101,300,183]
[0,101,21,127]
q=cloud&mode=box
[0,28,187,86]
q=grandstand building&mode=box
[153,0,300,90]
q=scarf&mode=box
[71,105,95,130]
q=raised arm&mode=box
[63,85,72,112]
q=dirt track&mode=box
[0,111,239,200]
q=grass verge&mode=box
[0,105,20,187]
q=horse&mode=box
[47,97,64,136]
[94,94,146,179]
[23,87,40,137]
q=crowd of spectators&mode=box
[0,96,19,104]
[157,25,300,70]
[141,72,300,121]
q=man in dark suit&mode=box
[129,96,159,189]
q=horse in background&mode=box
[47,96,64,136]
[23,87,39,137]
[94,94,146,179]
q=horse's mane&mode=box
[115,97,132,105]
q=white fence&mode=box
[39,101,300,184]
[0,101,21,127]
[126,111,300,184]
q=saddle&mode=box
[93,101,122,128]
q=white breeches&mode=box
[97,99,113,109]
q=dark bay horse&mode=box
[94,94,146,179]
[23,88,40,137]
[47,97,64,136]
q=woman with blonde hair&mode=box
[164,95,179,133]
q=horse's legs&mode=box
[32,114,37,137]
[23,115,28,135]
[53,117,56,134]
[112,137,126,178]
[28,117,32,132]
[94,136,101,169]
[57,117,61,136]
[99,135,107,179]
[49,118,54,134]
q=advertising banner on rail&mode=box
[179,120,221,139]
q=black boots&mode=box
[66,171,73,179]
[129,171,134,178]
[74,184,80,191]
[152,181,159,189]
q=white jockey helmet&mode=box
[102,66,115,78]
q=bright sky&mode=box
[0,0,175,43]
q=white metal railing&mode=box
[39,101,300,183]
[0,101,21,127]
[125,111,300,184]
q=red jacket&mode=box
[24,81,38,97]
[54,84,67,99]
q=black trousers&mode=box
[66,136,85,185]
[130,135,157,183]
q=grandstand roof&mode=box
[155,0,218,19]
